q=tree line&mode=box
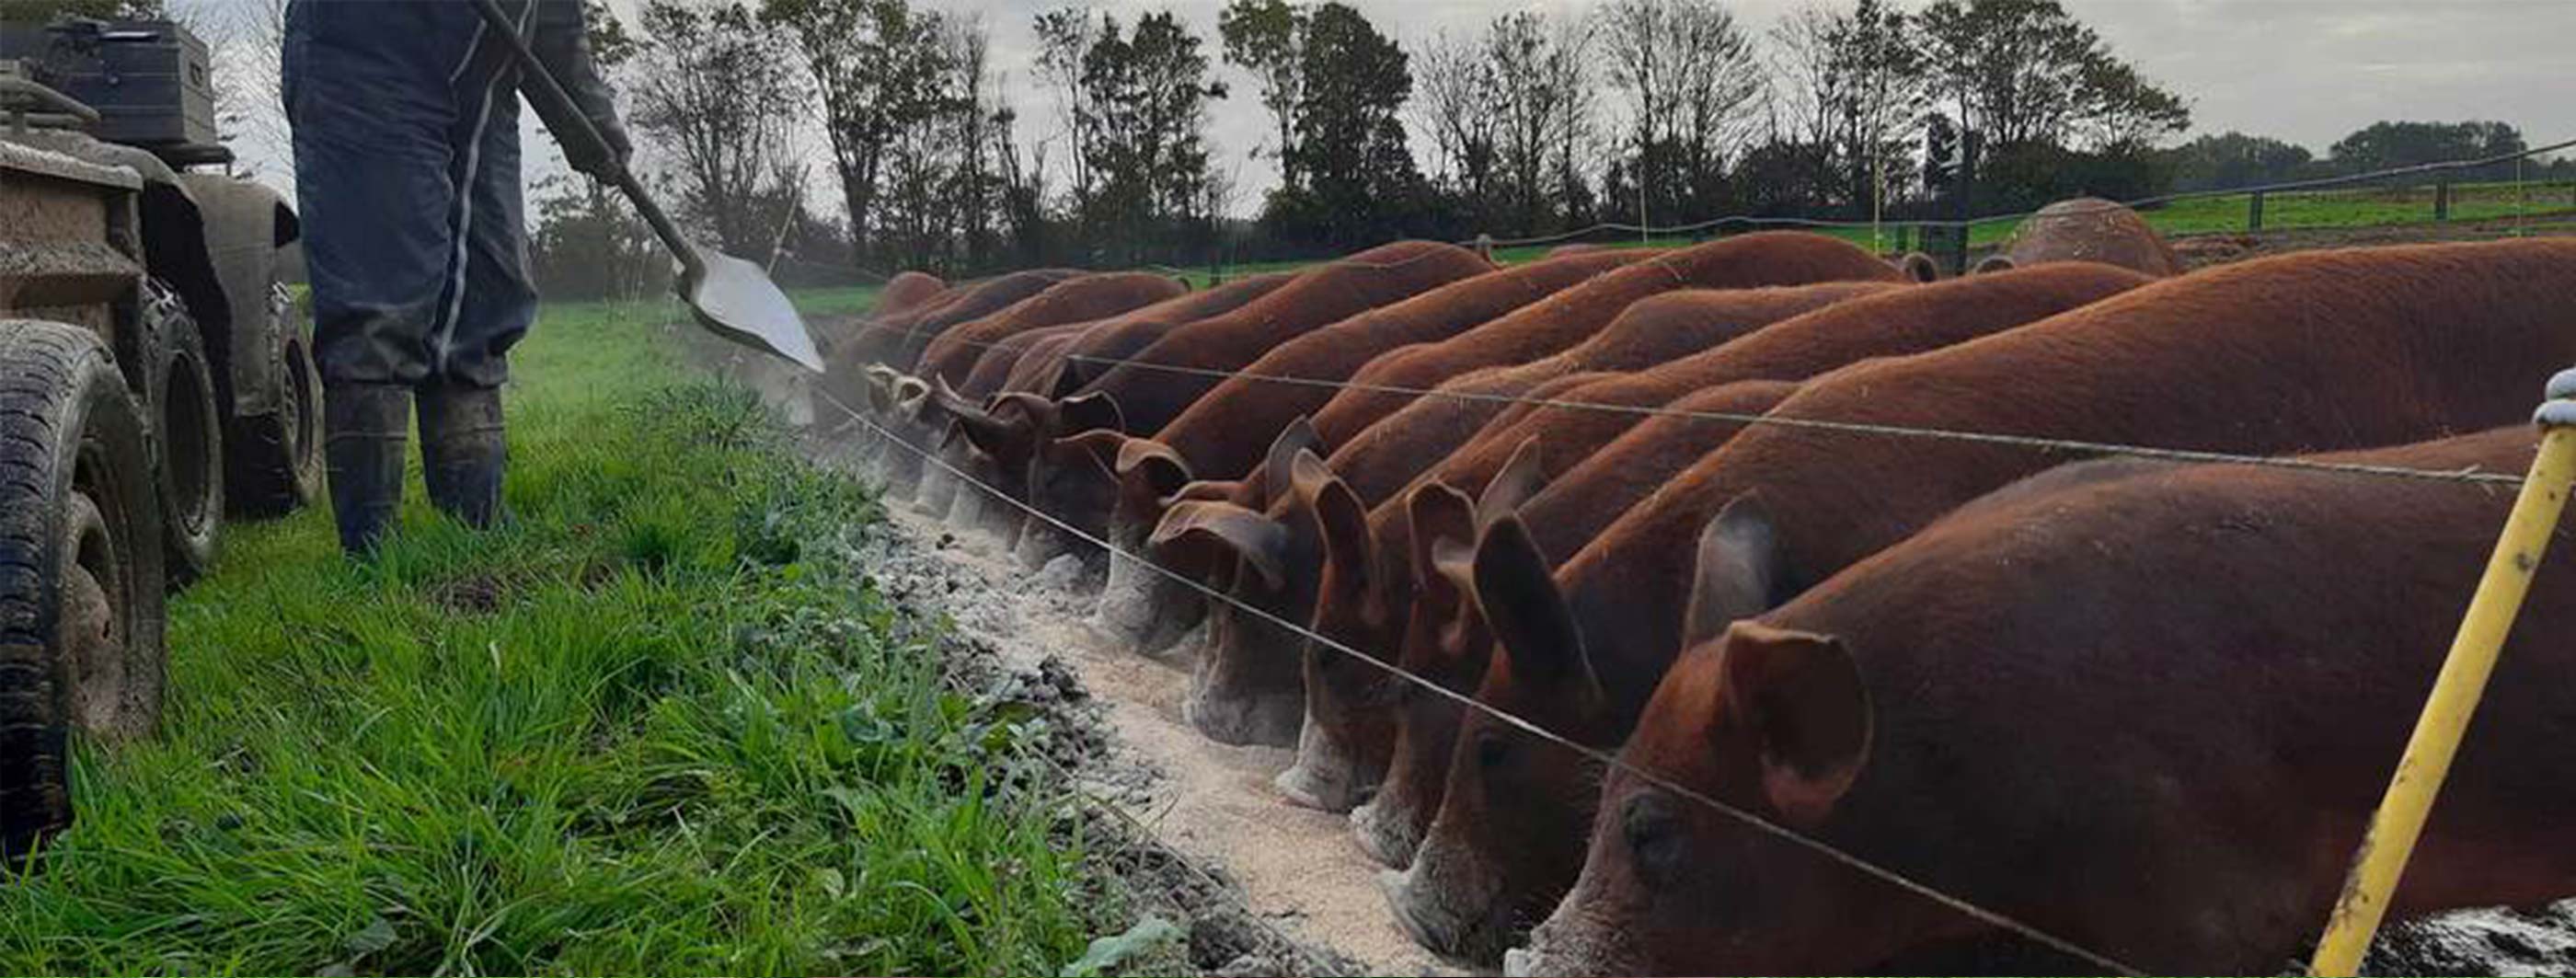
[491,0,2570,293]
[22,0,2569,295]
[2164,121,2574,193]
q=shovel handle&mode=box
[466,0,703,280]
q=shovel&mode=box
[468,0,822,373]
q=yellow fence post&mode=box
[2309,368,2576,976]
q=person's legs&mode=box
[420,13,538,530]
[286,2,454,553]
[286,0,522,550]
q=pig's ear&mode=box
[1476,436,1547,527]
[861,367,901,412]
[1048,429,1127,475]
[951,401,1033,460]
[990,391,1062,430]
[885,374,931,416]
[900,385,946,425]
[930,374,976,415]
[1151,501,1288,589]
[1408,482,1475,582]
[1426,534,1484,652]
[1716,621,1870,825]
[1683,495,1781,652]
[1472,516,1601,703]
[1041,359,1084,400]
[1895,251,1941,283]
[1259,417,1320,505]
[1972,255,2017,275]
[1169,478,1241,505]
[1115,438,1195,501]
[1291,450,1372,591]
[1058,391,1124,435]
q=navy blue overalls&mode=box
[282,0,539,390]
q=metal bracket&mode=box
[2536,369,2576,428]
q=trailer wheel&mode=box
[144,282,224,586]
[224,280,324,517]
[0,320,167,862]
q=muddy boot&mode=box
[419,383,507,529]
[325,384,411,555]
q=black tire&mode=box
[0,319,167,862]
[223,279,323,517]
[144,282,224,586]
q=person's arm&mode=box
[521,0,632,178]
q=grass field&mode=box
[0,293,1133,975]
[1476,178,2576,260]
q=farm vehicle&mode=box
[1,14,321,858]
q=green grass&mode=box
[1484,178,2576,261]
[776,284,887,318]
[0,299,1113,975]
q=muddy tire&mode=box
[0,320,167,862]
[144,283,224,585]
[223,280,323,517]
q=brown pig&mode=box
[1074,241,1493,436]
[915,271,1187,387]
[1319,380,1798,851]
[1295,264,2151,835]
[1429,261,2154,501]
[1324,281,1896,506]
[1065,243,1494,646]
[887,268,1081,370]
[927,274,1293,540]
[875,270,948,316]
[1153,249,1646,483]
[1031,272,1297,398]
[1514,426,2576,975]
[1309,232,1907,447]
[1065,252,1646,620]
[1386,236,2576,963]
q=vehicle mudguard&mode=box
[174,173,298,417]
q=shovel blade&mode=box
[684,249,823,373]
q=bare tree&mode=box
[763,0,952,264]
[1409,30,1496,201]
[1547,14,1600,230]
[1484,12,1587,233]
[186,0,292,184]
[1596,0,1762,221]
[1033,6,1105,209]
[1769,0,1926,211]
[627,0,807,257]
[945,16,997,266]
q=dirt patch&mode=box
[824,454,1453,977]
[2373,908,2576,976]
[426,573,509,615]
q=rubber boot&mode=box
[419,383,507,529]
[325,384,412,555]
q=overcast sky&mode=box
[193,0,2576,214]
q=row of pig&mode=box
[811,201,2576,975]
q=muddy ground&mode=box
[821,440,1451,977]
